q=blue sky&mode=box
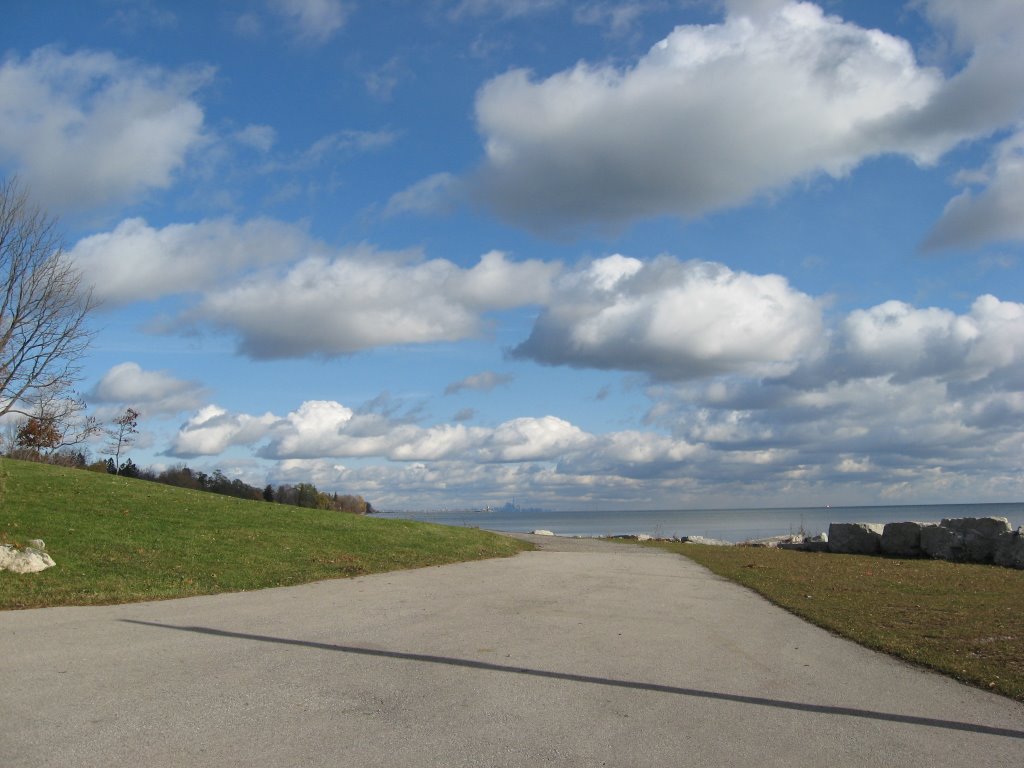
[2,0,1022,510]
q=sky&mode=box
[1,0,1023,511]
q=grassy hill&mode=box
[0,459,530,610]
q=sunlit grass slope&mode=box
[0,458,530,610]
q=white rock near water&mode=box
[0,539,56,574]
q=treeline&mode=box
[2,447,373,515]
[138,464,374,515]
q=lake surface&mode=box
[378,503,1024,542]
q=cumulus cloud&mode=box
[471,1,1024,232]
[91,362,209,415]
[192,248,560,358]
[906,0,1024,145]
[924,129,1024,250]
[172,286,1024,506]
[171,398,600,464]
[170,394,700,498]
[68,217,320,306]
[68,214,560,356]
[0,47,208,211]
[835,295,1024,383]
[166,278,1024,508]
[641,292,1024,500]
[511,255,824,380]
[269,0,351,44]
[445,371,514,395]
[169,405,280,457]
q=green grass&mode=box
[646,541,1024,701]
[0,458,531,610]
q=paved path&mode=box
[3,535,1023,767]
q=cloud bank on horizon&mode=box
[2,0,1022,509]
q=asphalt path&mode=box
[3,534,1023,767]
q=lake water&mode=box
[378,502,1024,542]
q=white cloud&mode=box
[169,405,279,457]
[806,294,1024,385]
[573,2,655,37]
[192,248,560,358]
[384,172,461,217]
[234,124,277,153]
[91,362,208,415]
[165,292,1024,506]
[445,371,514,395]
[480,416,592,461]
[183,401,690,482]
[0,47,208,211]
[69,214,560,357]
[639,292,1024,500]
[924,129,1024,249]
[512,255,824,380]
[259,129,397,174]
[471,1,1024,232]
[364,57,406,101]
[69,217,320,306]
[269,0,351,44]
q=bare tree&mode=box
[104,407,139,474]
[24,384,99,455]
[1,177,96,420]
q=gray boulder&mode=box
[777,533,829,552]
[881,522,933,557]
[828,523,884,555]
[994,528,1024,569]
[920,525,965,561]
[941,517,1011,563]
[941,516,1012,537]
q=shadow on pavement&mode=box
[122,619,1024,740]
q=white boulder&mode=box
[1,544,56,574]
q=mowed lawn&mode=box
[0,459,530,610]
[650,541,1024,702]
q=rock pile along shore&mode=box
[820,517,1024,568]
[534,516,1024,570]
